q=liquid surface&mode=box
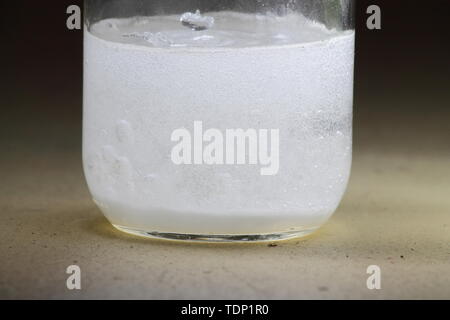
[84,12,355,234]
[89,11,350,48]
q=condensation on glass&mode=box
[83,0,355,242]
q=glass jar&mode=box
[83,0,355,242]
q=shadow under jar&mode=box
[83,0,355,242]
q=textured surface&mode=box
[1,96,449,300]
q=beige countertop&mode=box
[0,96,449,300]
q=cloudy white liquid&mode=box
[83,12,354,235]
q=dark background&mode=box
[1,0,449,161]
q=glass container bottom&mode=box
[112,224,319,243]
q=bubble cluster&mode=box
[180,10,215,31]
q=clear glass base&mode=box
[112,224,318,243]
